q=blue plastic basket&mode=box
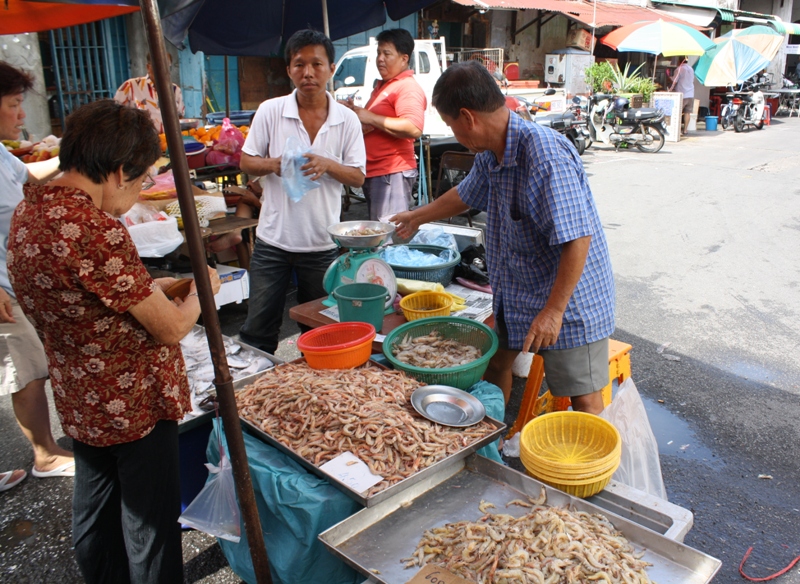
[382,245,461,286]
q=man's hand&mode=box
[389,210,420,240]
[522,306,564,354]
[301,153,336,182]
[0,289,15,324]
[240,153,282,177]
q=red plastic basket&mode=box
[297,322,376,369]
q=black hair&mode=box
[284,29,335,66]
[376,29,414,58]
[0,61,35,99]
[59,100,160,184]
[432,61,506,120]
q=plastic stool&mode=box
[709,96,722,118]
[763,104,771,126]
[505,339,633,439]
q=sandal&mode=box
[0,469,27,492]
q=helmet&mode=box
[612,97,630,111]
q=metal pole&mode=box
[322,0,334,92]
[136,2,272,582]
[224,56,230,118]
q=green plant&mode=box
[629,76,657,105]
[609,62,646,93]
[584,61,615,93]
[585,61,655,102]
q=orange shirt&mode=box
[363,69,426,178]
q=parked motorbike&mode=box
[587,94,667,153]
[720,77,769,132]
[506,92,591,155]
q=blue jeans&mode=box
[72,420,183,584]
[240,240,338,354]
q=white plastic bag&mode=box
[600,378,668,500]
[124,214,184,258]
[178,423,241,543]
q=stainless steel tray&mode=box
[238,363,505,507]
[320,455,721,584]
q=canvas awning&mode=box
[1,0,139,34]
[452,0,699,29]
[649,2,724,27]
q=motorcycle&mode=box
[587,94,668,153]
[505,92,591,155]
[720,77,768,132]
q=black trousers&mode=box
[72,420,183,584]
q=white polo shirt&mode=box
[243,90,366,252]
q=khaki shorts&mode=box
[495,309,609,397]
[0,299,49,396]
[682,98,693,114]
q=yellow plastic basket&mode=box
[526,465,617,498]
[399,291,453,321]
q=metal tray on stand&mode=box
[320,455,722,584]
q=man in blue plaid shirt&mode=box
[393,62,615,414]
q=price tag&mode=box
[319,452,383,493]
[405,564,474,584]
[375,333,386,343]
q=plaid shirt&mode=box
[457,113,615,350]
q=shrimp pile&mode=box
[235,362,495,496]
[403,492,654,584]
[343,227,384,236]
[392,331,482,368]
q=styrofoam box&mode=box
[181,264,249,309]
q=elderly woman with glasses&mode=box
[7,98,220,582]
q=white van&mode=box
[333,37,451,137]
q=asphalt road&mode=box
[1,117,799,583]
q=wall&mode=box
[493,11,573,81]
[0,34,51,141]
[124,14,181,86]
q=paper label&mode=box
[375,333,386,343]
[319,306,341,321]
[405,564,474,584]
[318,452,383,493]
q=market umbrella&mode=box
[693,25,784,86]
[0,0,139,33]
[159,0,438,56]
[600,19,714,56]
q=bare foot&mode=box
[207,231,243,253]
[34,451,74,474]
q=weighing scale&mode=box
[323,221,397,314]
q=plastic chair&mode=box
[434,151,476,227]
[506,339,633,439]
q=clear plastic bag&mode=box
[280,135,319,203]
[409,227,458,251]
[600,378,668,500]
[178,420,242,543]
[381,245,453,267]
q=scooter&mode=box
[505,92,591,155]
[731,80,767,133]
[587,94,668,153]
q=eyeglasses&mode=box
[141,174,156,191]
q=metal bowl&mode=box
[180,118,204,131]
[411,385,486,427]
[328,221,395,249]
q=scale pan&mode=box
[328,221,395,249]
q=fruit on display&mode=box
[3,139,33,152]
[19,135,61,162]
[159,124,250,153]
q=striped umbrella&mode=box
[694,26,783,86]
[600,19,715,56]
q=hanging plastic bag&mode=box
[280,135,319,203]
[206,118,245,168]
[178,418,242,543]
[600,378,668,500]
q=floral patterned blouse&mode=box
[7,185,190,447]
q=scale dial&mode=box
[356,258,396,310]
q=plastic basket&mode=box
[297,322,376,369]
[383,245,461,286]
[399,291,453,321]
[525,467,616,498]
[382,317,498,390]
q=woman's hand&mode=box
[154,277,179,293]
[187,266,221,297]
[0,289,16,324]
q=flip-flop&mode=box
[31,461,75,478]
[0,470,27,492]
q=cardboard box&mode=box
[567,29,593,52]
[181,264,249,309]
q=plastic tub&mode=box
[297,322,376,369]
[333,283,388,332]
[382,245,461,286]
[705,116,718,131]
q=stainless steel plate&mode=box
[411,385,486,427]
[328,221,394,249]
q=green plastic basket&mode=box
[382,245,461,286]
[382,317,499,390]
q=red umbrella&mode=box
[0,0,139,34]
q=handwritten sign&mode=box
[405,564,474,584]
[319,452,383,493]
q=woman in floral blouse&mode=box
[7,99,220,583]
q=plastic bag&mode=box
[121,202,165,226]
[600,378,668,500]
[206,118,245,168]
[124,214,184,258]
[280,135,319,203]
[409,226,458,251]
[179,420,242,543]
[381,245,454,267]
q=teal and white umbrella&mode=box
[694,26,784,86]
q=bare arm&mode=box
[522,235,592,353]
[25,157,61,184]
[240,153,282,177]
[128,267,221,345]
[390,187,471,238]
[301,154,365,188]
[354,108,422,139]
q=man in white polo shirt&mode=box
[239,29,366,353]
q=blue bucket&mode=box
[705,116,718,131]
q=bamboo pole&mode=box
[137,1,272,582]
